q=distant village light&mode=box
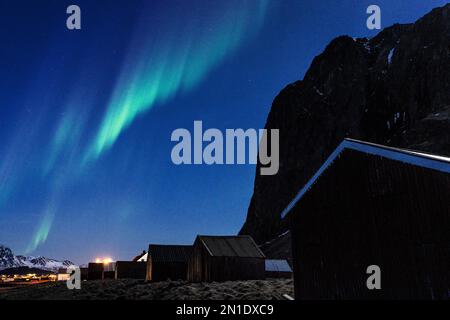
[94,257,113,264]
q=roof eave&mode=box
[281,138,450,219]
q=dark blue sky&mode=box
[0,0,447,264]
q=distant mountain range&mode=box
[241,4,450,245]
[0,244,76,272]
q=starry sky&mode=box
[0,0,447,264]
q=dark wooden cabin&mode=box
[80,267,88,281]
[282,139,450,300]
[102,271,115,279]
[102,262,116,280]
[87,263,103,280]
[146,244,192,282]
[187,235,266,282]
[115,261,146,280]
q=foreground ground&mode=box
[0,278,293,300]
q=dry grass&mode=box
[0,278,293,300]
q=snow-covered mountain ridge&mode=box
[0,244,76,271]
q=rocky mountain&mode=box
[0,244,75,272]
[0,245,19,269]
[241,4,450,244]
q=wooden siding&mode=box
[145,245,192,282]
[187,237,265,282]
[115,261,146,280]
[87,263,104,281]
[102,271,115,280]
[290,149,450,299]
[146,260,189,282]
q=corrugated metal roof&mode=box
[281,138,450,219]
[198,236,265,258]
[265,259,292,272]
[148,245,192,262]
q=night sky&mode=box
[0,0,447,264]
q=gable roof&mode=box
[148,244,192,263]
[281,138,450,219]
[197,235,265,258]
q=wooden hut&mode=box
[187,235,266,282]
[146,244,192,282]
[265,259,292,279]
[115,261,146,280]
[102,262,116,280]
[102,271,115,279]
[282,139,450,299]
[87,263,103,280]
[80,267,88,281]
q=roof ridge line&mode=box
[344,138,450,163]
[281,138,450,219]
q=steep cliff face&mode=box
[241,4,450,244]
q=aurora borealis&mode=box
[1,0,447,263]
[85,0,269,161]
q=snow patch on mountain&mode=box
[0,244,76,271]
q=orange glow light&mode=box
[94,257,113,264]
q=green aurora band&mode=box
[26,205,55,254]
[25,0,270,253]
[85,0,270,161]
